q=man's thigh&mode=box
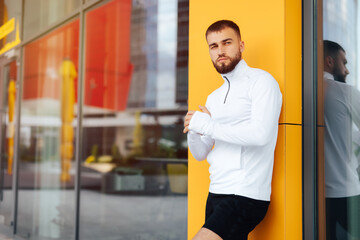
[193,227,222,240]
[203,193,269,240]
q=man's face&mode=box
[333,50,349,83]
[206,27,244,74]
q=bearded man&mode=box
[323,40,360,240]
[183,20,282,240]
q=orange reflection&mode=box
[7,79,15,174]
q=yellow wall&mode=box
[188,0,302,239]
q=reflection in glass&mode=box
[0,61,17,229]
[23,0,80,40]
[17,19,79,239]
[79,0,188,239]
[323,1,360,238]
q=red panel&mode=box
[23,20,79,100]
[9,61,17,80]
[85,0,133,111]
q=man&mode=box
[183,20,282,240]
[323,40,360,240]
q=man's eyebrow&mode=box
[208,38,233,47]
[208,42,218,47]
[221,38,233,43]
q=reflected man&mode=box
[183,20,282,240]
[323,40,360,240]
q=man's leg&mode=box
[193,227,249,240]
[193,227,222,240]
[326,197,347,240]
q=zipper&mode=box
[223,76,230,104]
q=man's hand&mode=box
[183,111,195,133]
[183,106,211,133]
[199,105,210,115]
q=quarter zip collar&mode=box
[221,59,248,82]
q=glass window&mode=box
[321,0,360,239]
[79,0,188,239]
[0,60,17,230]
[23,0,80,40]
[17,19,79,239]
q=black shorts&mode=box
[203,192,270,240]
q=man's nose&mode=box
[217,45,225,55]
[345,68,350,75]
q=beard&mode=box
[333,68,346,83]
[212,51,242,74]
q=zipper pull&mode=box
[223,76,230,104]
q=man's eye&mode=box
[225,42,231,45]
[210,46,217,49]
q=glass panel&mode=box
[79,0,188,239]
[0,60,17,229]
[23,0,80,41]
[17,19,79,239]
[322,0,360,239]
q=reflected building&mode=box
[129,0,157,108]
[128,0,187,109]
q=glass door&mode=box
[0,59,18,235]
[319,0,360,239]
[16,19,79,239]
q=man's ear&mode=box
[325,55,334,68]
[239,41,245,53]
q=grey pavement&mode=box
[0,190,187,240]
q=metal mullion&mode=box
[74,3,86,240]
[11,48,23,236]
[303,0,319,239]
[11,0,25,235]
[0,65,9,203]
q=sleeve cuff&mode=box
[188,111,212,135]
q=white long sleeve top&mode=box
[324,72,360,198]
[188,60,282,201]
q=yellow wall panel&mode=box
[285,0,302,124]
[285,125,302,239]
[250,125,285,240]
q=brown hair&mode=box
[323,40,345,59]
[206,20,241,39]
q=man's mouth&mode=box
[217,57,228,62]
